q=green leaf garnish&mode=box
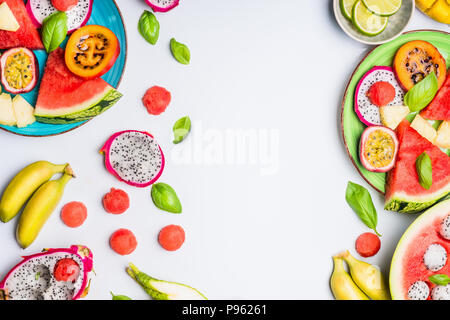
[345,181,380,236]
[173,116,191,144]
[111,292,132,300]
[170,38,190,65]
[429,274,450,286]
[41,11,68,53]
[416,152,432,190]
[138,10,160,45]
[404,72,439,113]
[151,183,182,214]
[35,272,40,281]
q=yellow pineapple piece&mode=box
[380,105,410,130]
[0,93,16,126]
[411,115,437,144]
[435,121,450,149]
[0,2,20,32]
[12,95,35,128]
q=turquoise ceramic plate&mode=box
[341,30,450,194]
[0,0,127,137]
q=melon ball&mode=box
[60,201,87,228]
[102,188,130,215]
[367,81,396,107]
[423,243,447,272]
[54,258,80,282]
[142,86,171,115]
[51,0,78,11]
[158,225,185,251]
[355,232,381,257]
[110,229,137,255]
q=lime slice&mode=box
[352,1,388,36]
[362,0,402,16]
[340,0,359,20]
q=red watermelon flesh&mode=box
[0,0,43,49]
[385,120,450,213]
[420,72,450,121]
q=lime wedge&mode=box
[340,0,359,20]
[352,1,388,36]
[362,0,402,16]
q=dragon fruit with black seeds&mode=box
[100,130,165,188]
[26,0,93,33]
[0,245,93,300]
[146,0,179,12]
[354,66,405,126]
[407,281,430,300]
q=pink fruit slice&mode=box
[145,0,179,12]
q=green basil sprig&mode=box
[170,38,190,65]
[138,10,160,45]
[173,116,191,144]
[429,274,450,286]
[416,152,432,190]
[345,181,381,236]
[151,183,182,213]
[42,11,68,53]
[111,292,132,300]
[404,72,439,112]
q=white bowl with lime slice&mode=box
[334,0,414,45]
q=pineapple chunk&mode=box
[12,95,35,128]
[411,114,437,144]
[380,105,410,130]
[435,121,450,149]
[0,93,16,126]
[0,2,20,32]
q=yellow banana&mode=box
[338,250,391,300]
[0,161,69,223]
[16,166,75,249]
[330,256,369,300]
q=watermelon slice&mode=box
[0,0,43,49]
[390,199,450,300]
[34,47,122,124]
[385,120,450,213]
[421,72,450,121]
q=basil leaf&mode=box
[111,292,132,300]
[138,10,159,45]
[151,183,182,213]
[173,116,191,144]
[42,11,68,53]
[170,38,190,65]
[345,181,381,236]
[416,152,432,190]
[429,274,450,286]
[404,72,439,112]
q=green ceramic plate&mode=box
[341,30,450,194]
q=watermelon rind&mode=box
[389,198,450,300]
[35,89,122,124]
[385,188,450,214]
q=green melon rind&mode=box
[35,89,122,124]
[389,198,450,300]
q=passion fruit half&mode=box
[0,47,38,94]
[359,126,399,173]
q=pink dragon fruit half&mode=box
[145,0,179,12]
[0,245,93,300]
[100,130,165,188]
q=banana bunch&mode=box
[330,250,391,300]
[416,0,450,24]
[0,161,74,248]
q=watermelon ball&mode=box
[142,86,171,115]
[110,228,137,255]
[355,232,381,258]
[60,201,87,228]
[102,188,130,215]
[158,225,185,251]
[51,0,78,11]
[54,258,80,282]
[367,81,396,107]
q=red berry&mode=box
[158,225,185,251]
[110,229,137,255]
[61,201,87,228]
[367,81,396,107]
[355,232,381,257]
[102,188,130,215]
[51,0,78,11]
[142,86,171,115]
[54,258,80,282]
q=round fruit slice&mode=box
[362,0,402,16]
[352,1,388,36]
[0,47,38,94]
[390,199,450,300]
[340,0,358,20]
[359,126,398,173]
[65,25,120,80]
[393,40,447,91]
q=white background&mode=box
[0,0,448,300]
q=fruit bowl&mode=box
[333,0,415,45]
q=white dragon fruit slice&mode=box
[26,0,93,33]
[407,281,430,300]
[431,284,450,300]
[423,243,447,272]
[440,215,450,240]
[354,66,405,126]
[0,245,93,300]
[100,130,165,188]
[146,0,179,12]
